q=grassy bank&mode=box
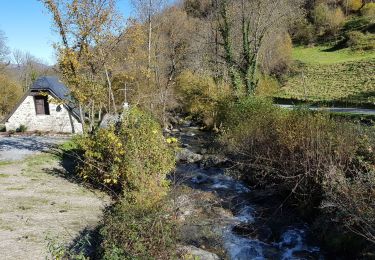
[275,46,375,106]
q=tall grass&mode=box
[219,97,375,252]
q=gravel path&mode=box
[0,136,67,161]
[0,136,109,259]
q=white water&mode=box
[176,126,323,259]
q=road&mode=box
[278,104,375,116]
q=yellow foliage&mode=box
[78,108,175,204]
[361,3,375,18]
[0,74,22,117]
[314,3,345,34]
[255,76,280,97]
[176,70,231,127]
[344,0,363,11]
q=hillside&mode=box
[275,46,375,106]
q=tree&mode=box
[313,3,345,37]
[0,74,22,117]
[0,30,10,71]
[131,0,166,69]
[12,50,51,91]
[218,0,303,96]
[41,0,125,131]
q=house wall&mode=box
[5,95,83,133]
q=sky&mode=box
[0,0,135,65]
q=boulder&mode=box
[201,154,229,168]
[179,245,220,260]
[174,194,195,221]
[177,148,203,163]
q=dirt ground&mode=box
[0,137,109,259]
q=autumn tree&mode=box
[118,3,197,126]
[131,0,166,69]
[41,0,124,131]
[0,74,22,117]
[313,2,345,36]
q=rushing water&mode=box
[172,126,323,260]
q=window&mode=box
[34,96,50,115]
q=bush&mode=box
[254,76,280,97]
[219,96,375,209]
[323,169,375,246]
[78,108,175,202]
[100,199,176,259]
[346,31,375,50]
[314,3,345,37]
[361,3,375,18]
[176,70,231,128]
[0,124,5,132]
[343,16,372,31]
[16,124,27,133]
[218,97,375,253]
[290,19,316,45]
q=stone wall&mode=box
[5,95,83,133]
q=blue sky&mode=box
[0,0,134,65]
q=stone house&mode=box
[1,76,83,133]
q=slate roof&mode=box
[31,77,70,100]
[30,76,81,119]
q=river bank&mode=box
[170,124,324,259]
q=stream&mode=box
[171,125,324,260]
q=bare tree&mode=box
[218,0,303,95]
[131,0,166,69]
[0,30,10,71]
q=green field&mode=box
[276,46,375,105]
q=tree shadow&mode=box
[0,136,62,152]
[322,41,347,52]
[66,225,104,259]
[44,147,85,185]
[330,90,375,110]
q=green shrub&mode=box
[0,124,5,132]
[100,199,176,259]
[346,31,375,50]
[290,19,315,45]
[16,124,27,133]
[343,16,372,31]
[78,108,175,202]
